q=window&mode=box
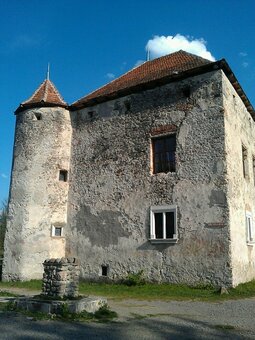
[150,205,178,243]
[152,135,176,174]
[242,145,248,179]
[52,225,64,237]
[252,156,255,185]
[34,113,42,120]
[246,212,254,244]
[88,111,96,119]
[59,170,68,182]
[101,265,108,276]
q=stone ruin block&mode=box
[42,257,80,298]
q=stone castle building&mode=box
[3,50,255,287]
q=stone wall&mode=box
[66,70,232,287]
[42,258,79,298]
[3,107,72,281]
[223,72,255,286]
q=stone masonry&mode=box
[3,51,255,287]
[42,258,79,298]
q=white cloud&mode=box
[134,60,145,67]
[146,34,215,61]
[1,173,8,179]
[242,62,249,68]
[106,73,115,80]
[239,52,248,57]
[10,34,39,50]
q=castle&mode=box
[3,50,255,287]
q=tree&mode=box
[0,200,7,257]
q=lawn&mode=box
[1,279,255,301]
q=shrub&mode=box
[123,270,146,286]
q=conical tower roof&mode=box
[15,79,67,113]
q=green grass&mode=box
[0,300,117,323]
[214,324,236,331]
[79,282,220,300]
[1,279,255,301]
[0,279,42,291]
[80,280,255,301]
[0,290,19,297]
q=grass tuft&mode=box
[215,324,236,331]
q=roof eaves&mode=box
[69,61,219,111]
[70,59,255,120]
[15,102,68,114]
[218,59,255,119]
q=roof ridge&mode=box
[47,79,66,104]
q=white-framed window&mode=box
[51,225,64,237]
[246,212,254,245]
[150,205,178,244]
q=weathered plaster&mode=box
[66,70,232,286]
[4,67,254,287]
[3,107,72,280]
[223,72,255,286]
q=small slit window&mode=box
[242,145,248,179]
[246,212,254,245]
[52,225,64,237]
[101,265,108,276]
[35,113,42,121]
[182,86,191,98]
[252,156,255,185]
[124,100,131,112]
[59,170,68,182]
[88,111,95,119]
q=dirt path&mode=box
[1,287,255,339]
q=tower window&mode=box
[246,212,254,244]
[59,170,68,182]
[52,225,64,237]
[34,113,42,120]
[182,86,191,98]
[88,111,95,119]
[252,155,255,185]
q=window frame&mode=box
[246,212,255,245]
[51,225,64,238]
[149,205,178,244]
[151,134,176,175]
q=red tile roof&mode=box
[72,50,212,108]
[16,79,67,113]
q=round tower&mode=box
[3,76,72,281]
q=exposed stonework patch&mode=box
[209,190,227,207]
[76,205,131,247]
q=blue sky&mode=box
[0,0,255,203]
